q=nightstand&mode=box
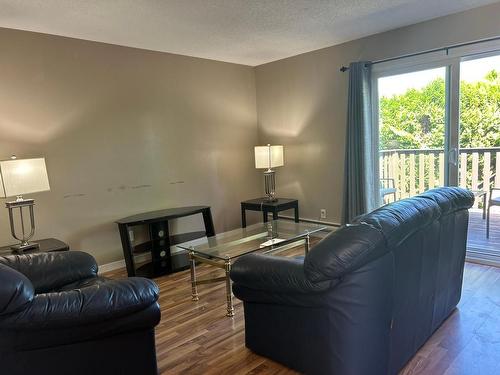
[241,198,299,228]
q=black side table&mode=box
[0,238,69,256]
[241,198,299,228]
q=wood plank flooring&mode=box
[467,208,500,254]
[105,260,500,375]
[400,262,500,375]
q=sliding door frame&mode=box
[372,40,500,190]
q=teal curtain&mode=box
[342,61,380,224]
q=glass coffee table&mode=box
[177,220,332,317]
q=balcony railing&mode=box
[380,147,500,207]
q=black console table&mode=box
[240,198,299,228]
[116,206,215,278]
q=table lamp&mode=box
[254,144,284,202]
[0,157,51,251]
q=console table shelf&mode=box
[132,231,207,255]
[116,206,215,278]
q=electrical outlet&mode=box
[320,209,327,219]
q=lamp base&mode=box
[10,241,39,253]
[263,170,278,202]
[5,198,38,253]
[264,196,278,203]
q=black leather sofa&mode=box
[231,187,474,375]
[0,251,161,375]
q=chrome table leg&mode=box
[189,250,199,301]
[224,259,234,317]
[305,233,310,254]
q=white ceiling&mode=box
[0,0,498,66]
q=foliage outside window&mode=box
[379,70,499,150]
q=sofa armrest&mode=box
[1,277,159,329]
[0,264,34,315]
[0,251,98,293]
[230,253,331,294]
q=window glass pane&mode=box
[459,54,500,255]
[378,67,447,202]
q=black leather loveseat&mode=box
[0,251,161,375]
[231,187,474,375]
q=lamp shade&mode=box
[0,158,50,198]
[254,145,284,169]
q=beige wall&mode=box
[0,28,260,264]
[255,2,500,224]
[1,3,499,264]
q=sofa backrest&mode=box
[304,223,386,282]
[0,251,99,294]
[304,187,473,282]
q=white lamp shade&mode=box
[254,145,284,169]
[0,158,51,198]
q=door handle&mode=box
[448,148,458,166]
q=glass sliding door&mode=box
[373,47,500,264]
[458,53,500,257]
[376,66,449,203]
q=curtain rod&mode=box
[339,35,500,72]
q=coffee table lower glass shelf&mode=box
[177,220,333,317]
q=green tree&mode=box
[379,70,499,150]
[459,70,500,148]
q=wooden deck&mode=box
[105,247,500,374]
[467,208,500,254]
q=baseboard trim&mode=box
[98,253,150,274]
[466,249,500,268]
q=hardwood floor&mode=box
[105,260,500,375]
[401,262,500,375]
[467,208,500,254]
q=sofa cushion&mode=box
[0,251,98,294]
[304,223,386,282]
[0,303,160,351]
[231,254,332,293]
[0,264,34,315]
[417,187,475,216]
[0,277,159,329]
[353,196,440,248]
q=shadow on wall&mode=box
[257,77,346,221]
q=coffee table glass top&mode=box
[177,220,332,261]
